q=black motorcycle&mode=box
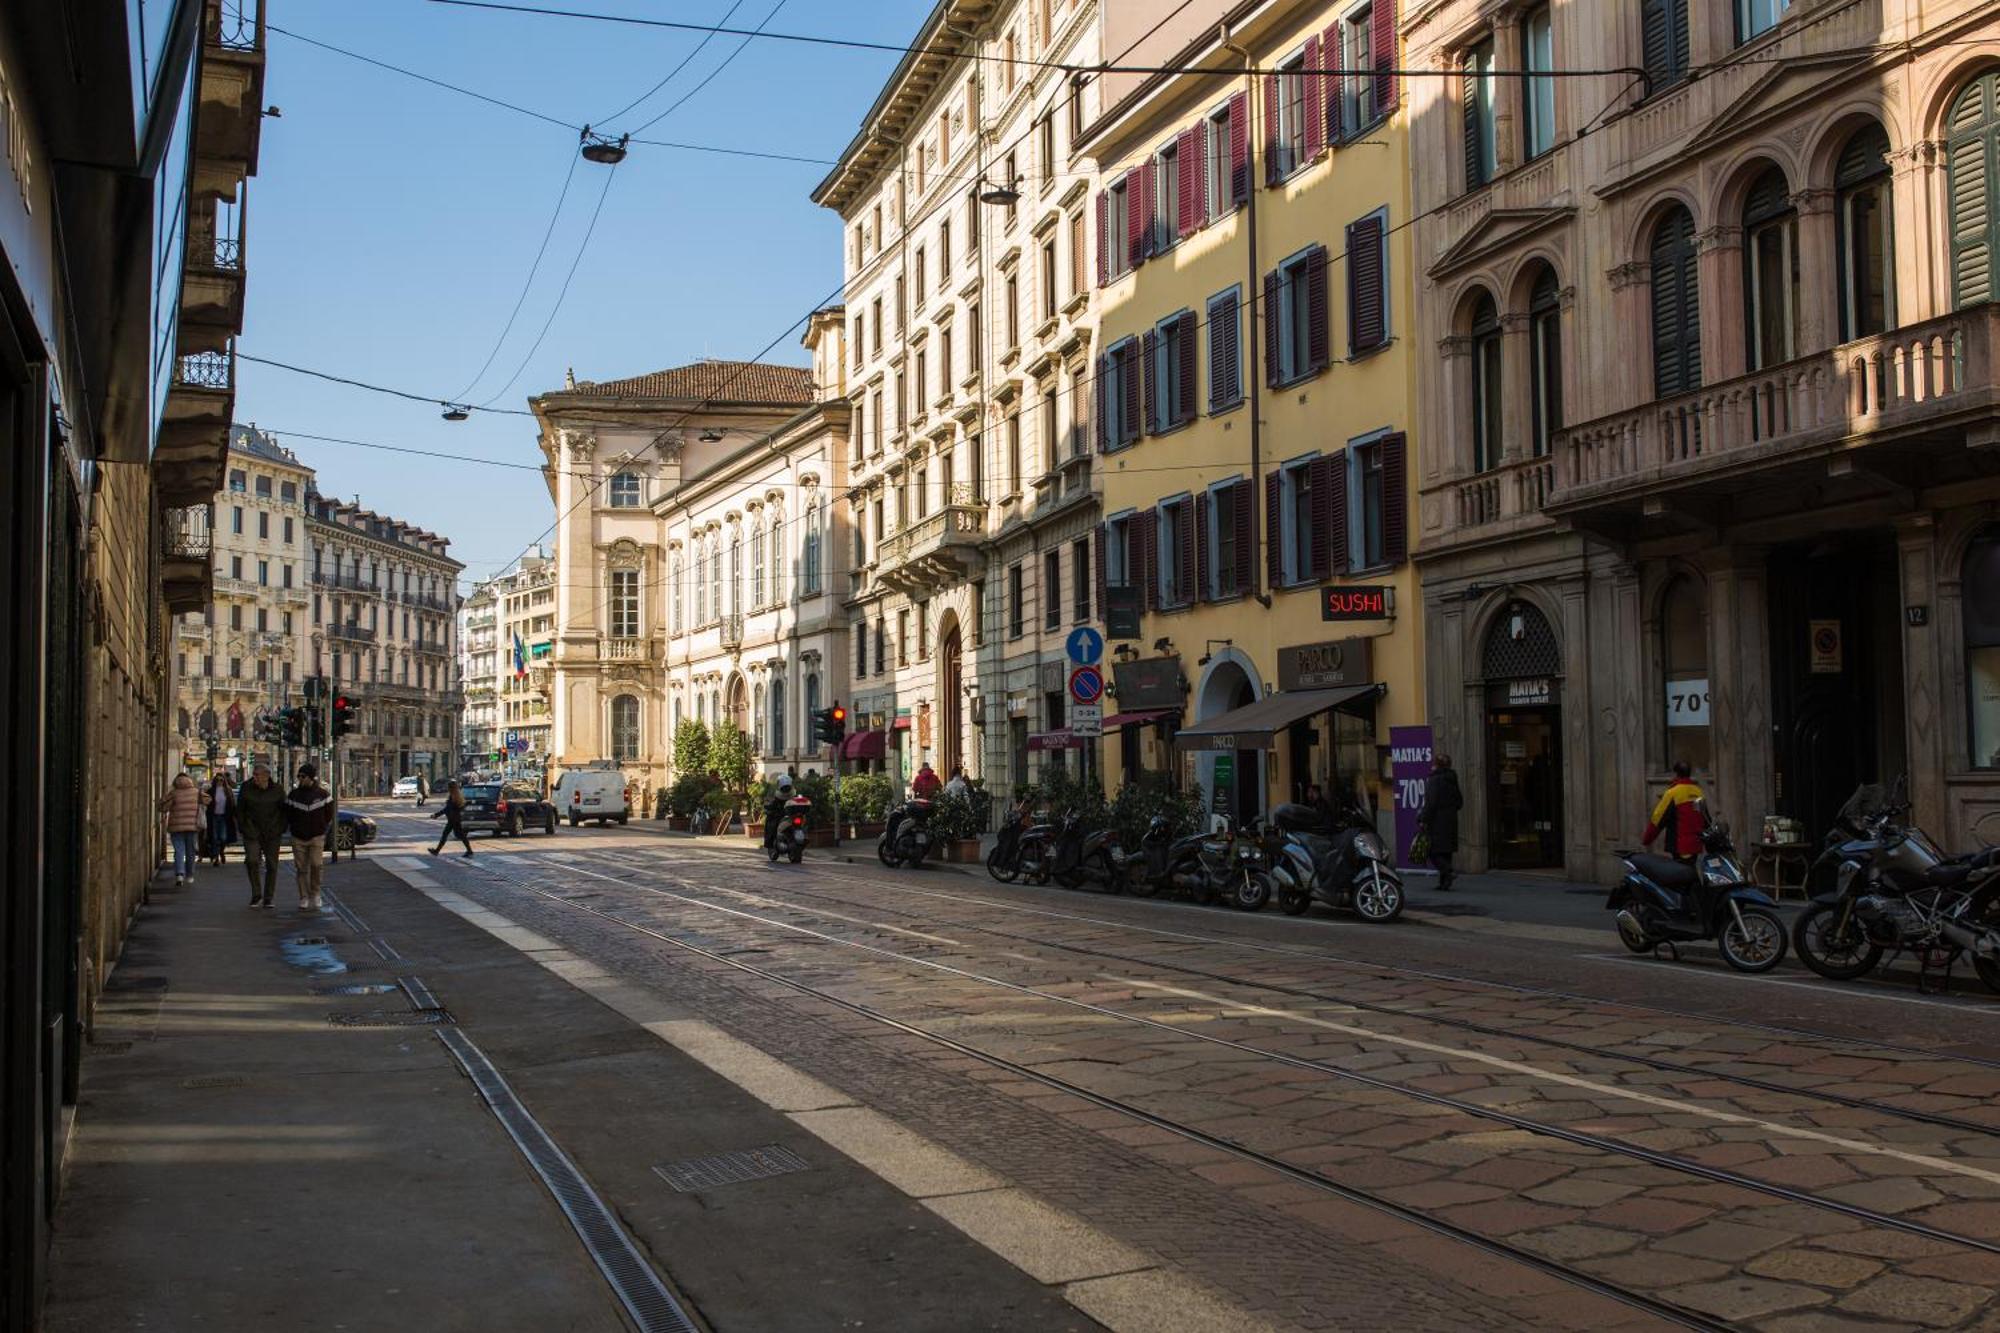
[1794,781,2000,990]
[1270,801,1404,922]
[1607,810,1786,972]
[767,794,813,865]
[986,799,1040,883]
[877,798,936,869]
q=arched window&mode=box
[804,671,820,722]
[1660,576,1710,771]
[1947,72,2000,309]
[752,684,765,752]
[1528,267,1562,458]
[610,694,640,763]
[803,493,823,595]
[1650,205,1701,397]
[608,472,642,508]
[1470,292,1503,472]
[1836,122,1894,340]
[771,676,787,754]
[767,509,784,603]
[708,535,722,622]
[1742,167,1798,369]
[729,533,742,619]
[670,556,684,634]
[750,516,766,607]
[1964,530,2000,767]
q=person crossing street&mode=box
[428,780,474,857]
[283,763,335,912]
[236,761,287,908]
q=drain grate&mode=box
[180,1075,250,1090]
[315,982,400,996]
[437,1028,699,1333]
[398,976,444,1012]
[327,1009,451,1027]
[653,1145,809,1193]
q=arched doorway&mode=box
[1196,655,1262,825]
[1481,600,1563,868]
[725,675,748,739]
[939,620,963,777]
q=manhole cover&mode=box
[180,1075,250,1090]
[653,1145,809,1193]
[315,982,400,996]
[327,1010,451,1027]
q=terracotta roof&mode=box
[569,359,815,405]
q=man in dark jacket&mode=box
[284,763,336,913]
[1417,752,1464,891]
[237,761,288,908]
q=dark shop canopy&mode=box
[1172,683,1384,752]
[841,729,887,760]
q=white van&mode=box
[553,767,631,826]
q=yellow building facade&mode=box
[1086,0,1422,839]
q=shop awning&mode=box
[1173,684,1385,752]
[1104,708,1178,729]
[842,729,887,760]
[1027,729,1087,751]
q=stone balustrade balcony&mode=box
[876,499,986,596]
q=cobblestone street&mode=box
[344,807,2000,1331]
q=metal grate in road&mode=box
[652,1145,809,1194]
[315,982,399,996]
[179,1075,249,1089]
[437,1028,700,1333]
[398,975,444,1011]
[327,1009,450,1027]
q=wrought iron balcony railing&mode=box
[174,349,234,391]
[162,504,213,560]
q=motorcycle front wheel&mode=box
[1354,868,1405,923]
[1718,905,1788,973]
[1793,901,1884,980]
[987,846,1020,883]
[1232,870,1272,912]
[1278,883,1311,916]
[877,839,902,869]
[1090,851,1122,894]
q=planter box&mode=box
[807,827,838,848]
[666,815,689,831]
[849,820,885,840]
[744,820,765,840]
[946,838,981,863]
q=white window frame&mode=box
[1152,313,1188,432]
[1204,103,1231,220]
[1346,429,1392,571]
[1156,494,1190,607]
[1279,452,1318,587]
[1275,247,1314,383]
[1106,511,1133,588]
[610,568,641,638]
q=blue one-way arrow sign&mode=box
[1066,626,1104,666]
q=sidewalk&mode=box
[44,855,1093,1332]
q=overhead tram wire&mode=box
[624,0,789,138]
[446,149,581,404]
[237,352,535,416]
[592,0,751,127]
[476,158,622,408]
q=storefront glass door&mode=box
[1487,709,1563,868]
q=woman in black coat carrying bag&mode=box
[1417,753,1463,891]
[428,780,474,857]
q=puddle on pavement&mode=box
[280,936,348,975]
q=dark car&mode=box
[330,808,378,852]
[461,783,558,837]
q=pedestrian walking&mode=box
[160,772,203,886]
[415,773,429,808]
[1643,760,1708,863]
[283,763,335,912]
[428,780,474,857]
[1416,753,1463,892]
[205,775,235,866]
[236,760,287,908]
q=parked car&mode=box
[391,776,422,799]
[553,767,631,827]
[460,783,558,837]
[330,809,378,852]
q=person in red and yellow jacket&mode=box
[1643,761,1708,860]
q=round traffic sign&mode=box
[1066,626,1104,666]
[1069,665,1104,704]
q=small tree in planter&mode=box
[928,792,982,861]
[707,723,752,833]
[837,771,893,835]
[673,718,711,781]
[744,776,773,840]
[665,772,717,829]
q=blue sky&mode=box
[235,0,929,585]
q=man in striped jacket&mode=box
[284,764,335,912]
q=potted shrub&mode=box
[797,772,839,846]
[744,777,772,841]
[840,771,893,839]
[930,792,981,862]
[664,772,716,831]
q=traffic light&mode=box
[281,707,305,747]
[330,694,356,740]
[813,703,847,746]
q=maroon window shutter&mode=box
[1228,91,1249,203]
[1323,454,1350,574]
[1180,500,1198,607]
[1381,432,1409,564]
[1139,159,1158,259]
[1325,23,1345,144]
[1189,126,1209,225]
[1136,509,1157,610]
[1095,191,1109,286]
[1141,330,1159,434]
[1305,245,1331,372]
[1308,456,1334,578]
[1168,312,1184,420]
[1095,521,1109,610]
[1176,128,1199,235]
[1232,480,1254,595]
[1209,290,1239,409]
[1374,0,1399,113]
[1095,353,1110,451]
[1263,270,1282,387]
[1347,215,1385,353]
[1303,35,1326,161]
[1193,495,1209,603]
[1121,341,1142,444]
[1262,74,1280,186]
[1264,472,1283,587]
[1125,168,1145,269]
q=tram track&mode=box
[563,847,2000,1142]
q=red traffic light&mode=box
[831,706,846,722]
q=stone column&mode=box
[1490,21,1523,179]
[1499,313,1534,467]
[1892,140,1939,325]
[1697,225,1745,386]
[1557,572,1595,875]
[1896,513,1945,829]
[1792,188,1838,355]
[1701,547,1774,840]
[1602,564,1648,877]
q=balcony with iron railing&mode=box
[182,196,246,353]
[411,637,451,658]
[327,622,378,644]
[156,346,237,508]
[162,504,216,614]
[311,571,381,594]
[876,496,986,596]
[197,0,267,199]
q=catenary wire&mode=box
[476,159,622,408]
[625,0,790,137]
[593,0,750,126]
[446,149,582,404]
[238,352,536,416]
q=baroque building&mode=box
[306,493,463,793]
[458,577,501,772]
[493,548,557,783]
[1406,0,2000,875]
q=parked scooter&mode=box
[986,798,1040,883]
[877,798,936,869]
[1607,804,1786,972]
[767,794,813,865]
[1270,800,1405,921]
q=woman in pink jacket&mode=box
[159,772,204,886]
